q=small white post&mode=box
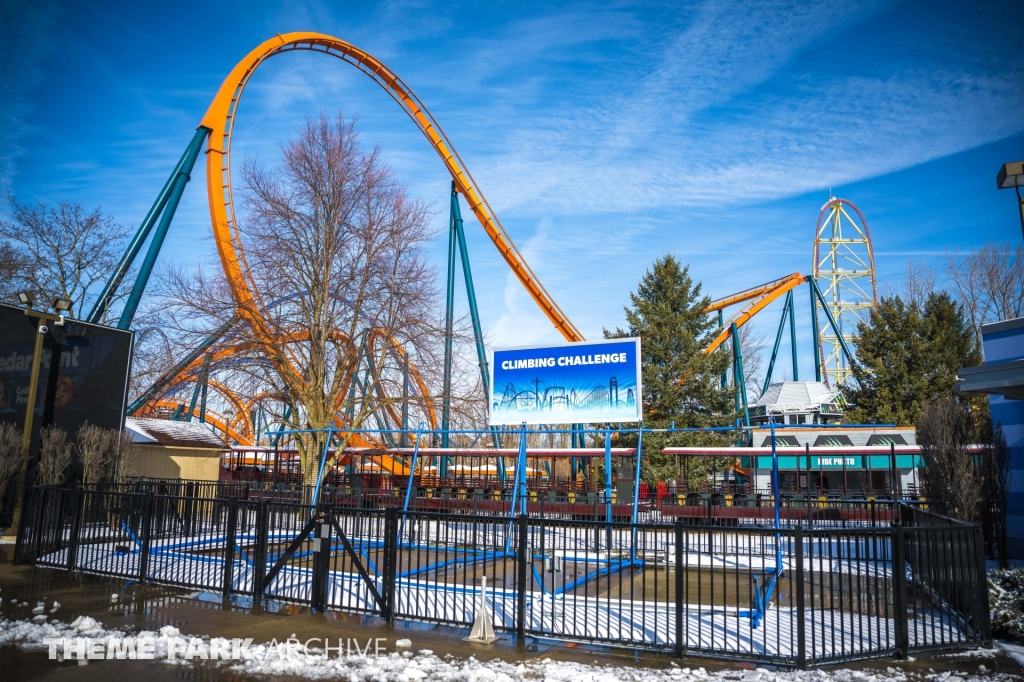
[463,575,499,643]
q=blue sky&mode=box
[2,0,1023,383]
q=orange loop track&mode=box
[200,32,583,344]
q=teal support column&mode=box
[731,323,750,429]
[718,310,728,389]
[198,369,210,424]
[789,289,799,381]
[762,292,791,396]
[452,186,503,455]
[809,278,822,382]
[441,184,458,449]
[185,354,210,422]
[117,127,209,330]
[88,127,209,324]
[808,277,856,367]
[169,404,185,421]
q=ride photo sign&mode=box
[487,338,642,426]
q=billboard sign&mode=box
[0,303,134,446]
[487,338,641,426]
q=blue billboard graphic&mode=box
[487,338,641,425]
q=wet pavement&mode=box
[1,555,1022,680]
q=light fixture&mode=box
[17,291,34,306]
[51,296,73,313]
[997,161,1024,190]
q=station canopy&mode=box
[749,381,842,420]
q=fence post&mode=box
[973,526,993,646]
[892,523,908,658]
[250,501,268,602]
[13,486,34,564]
[32,488,49,562]
[66,488,83,574]
[674,520,684,658]
[138,494,153,582]
[222,500,238,600]
[383,507,398,622]
[516,513,529,643]
[795,525,806,669]
[311,511,331,612]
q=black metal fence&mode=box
[15,485,990,668]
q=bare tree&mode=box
[0,193,132,319]
[113,431,140,483]
[916,398,982,522]
[946,243,1024,343]
[902,260,937,308]
[0,421,21,508]
[0,241,27,299]
[157,112,444,489]
[75,422,119,484]
[739,324,768,398]
[36,425,72,485]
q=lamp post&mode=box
[996,161,1024,240]
[4,294,73,537]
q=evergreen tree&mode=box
[605,255,734,482]
[846,292,981,425]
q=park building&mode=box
[125,417,227,481]
[668,381,922,499]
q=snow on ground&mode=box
[0,615,1016,681]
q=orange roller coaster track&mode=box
[200,32,583,344]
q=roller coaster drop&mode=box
[89,32,868,453]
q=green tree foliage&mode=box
[605,255,734,482]
[845,292,981,426]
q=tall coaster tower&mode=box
[812,197,877,387]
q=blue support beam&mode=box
[310,427,335,506]
[604,426,613,524]
[630,426,644,561]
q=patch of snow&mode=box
[0,615,1018,681]
[996,641,1024,670]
